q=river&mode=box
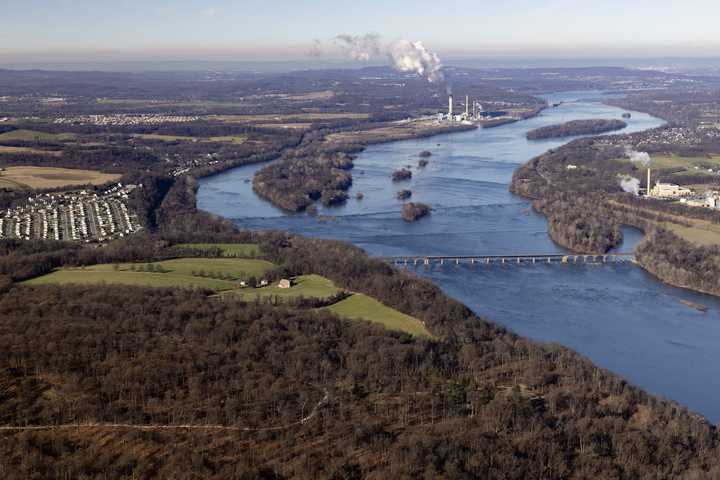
[198,91,720,422]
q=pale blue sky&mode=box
[1,0,719,61]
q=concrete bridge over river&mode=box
[379,253,636,267]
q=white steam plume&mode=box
[625,146,651,166]
[333,33,444,83]
[388,40,444,83]
[619,175,641,196]
[333,34,382,61]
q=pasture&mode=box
[133,134,247,144]
[174,243,260,257]
[23,258,275,292]
[224,274,341,302]
[0,166,121,190]
[0,129,75,142]
[326,293,431,337]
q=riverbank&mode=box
[197,91,720,423]
[510,135,720,298]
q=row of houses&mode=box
[53,114,200,126]
[0,184,143,242]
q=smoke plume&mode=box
[619,175,641,196]
[333,33,444,83]
[625,147,651,166]
[388,40,444,83]
[333,34,382,61]
[308,39,323,58]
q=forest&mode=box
[253,154,354,211]
[526,119,627,140]
[2,175,720,478]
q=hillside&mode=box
[2,217,720,477]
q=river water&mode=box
[198,91,720,422]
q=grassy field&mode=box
[609,199,720,246]
[133,133,246,144]
[0,129,75,142]
[626,154,720,175]
[24,258,275,292]
[326,293,431,337]
[0,166,121,190]
[211,113,370,123]
[222,274,341,302]
[174,243,260,257]
[0,145,62,157]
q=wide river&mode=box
[199,91,720,422]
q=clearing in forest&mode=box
[23,258,275,292]
[173,243,260,257]
[326,293,431,337]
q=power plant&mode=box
[439,93,484,124]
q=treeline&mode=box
[637,228,720,296]
[253,154,353,211]
[526,119,627,140]
[2,204,720,477]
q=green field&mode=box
[636,154,720,174]
[174,243,260,257]
[133,133,246,144]
[326,293,431,337]
[223,274,341,302]
[0,129,75,143]
[24,258,275,292]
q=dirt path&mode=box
[0,388,328,433]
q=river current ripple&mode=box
[199,91,720,422]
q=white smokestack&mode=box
[448,94,453,118]
[647,168,652,196]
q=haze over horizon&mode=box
[2,0,720,68]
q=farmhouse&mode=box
[278,278,292,289]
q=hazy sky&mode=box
[2,0,720,62]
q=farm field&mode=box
[326,293,431,337]
[0,145,62,157]
[634,154,720,174]
[0,166,121,190]
[223,274,342,302]
[0,129,75,142]
[174,243,260,257]
[211,113,370,123]
[23,258,275,291]
[133,133,247,144]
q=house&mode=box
[239,281,247,288]
[278,278,292,289]
[259,279,269,287]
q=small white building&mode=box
[278,279,292,289]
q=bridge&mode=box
[379,253,636,267]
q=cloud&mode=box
[203,7,218,18]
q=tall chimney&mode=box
[448,94,453,119]
[647,168,651,197]
[465,95,469,117]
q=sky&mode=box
[2,0,720,64]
